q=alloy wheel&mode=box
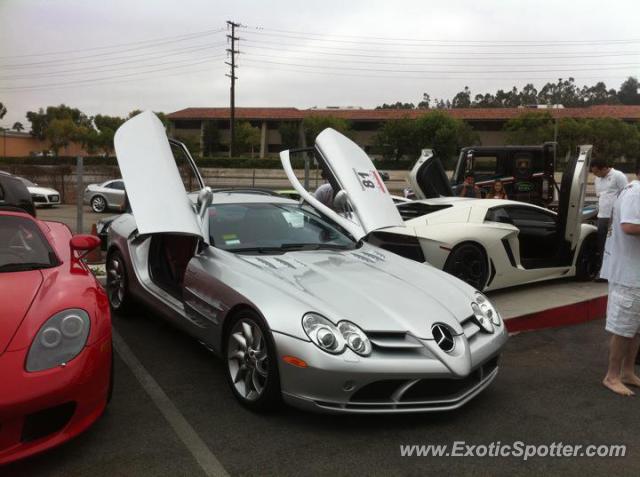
[446,244,488,290]
[92,196,106,213]
[227,319,269,402]
[107,255,125,309]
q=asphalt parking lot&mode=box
[4,312,639,476]
[36,205,110,234]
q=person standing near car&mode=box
[600,162,640,396]
[591,159,628,270]
[314,169,334,209]
[459,174,482,198]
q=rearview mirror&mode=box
[70,234,101,252]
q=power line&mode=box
[0,58,220,91]
[0,28,225,59]
[240,37,640,57]
[0,31,226,69]
[241,51,640,69]
[0,45,224,80]
[0,52,226,82]
[239,62,633,82]
[240,57,640,75]
[0,65,218,93]
[240,44,640,61]
[242,25,640,46]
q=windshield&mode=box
[0,216,58,272]
[208,202,356,253]
[17,177,36,187]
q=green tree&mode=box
[46,118,81,156]
[504,111,555,145]
[278,122,300,150]
[174,134,201,157]
[234,121,261,156]
[302,115,351,145]
[451,86,472,108]
[375,102,415,110]
[412,111,479,162]
[0,102,6,120]
[618,77,640,105]
[26,104,91,141]
[373,117,416,160]
[12,122,24,132]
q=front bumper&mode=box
[31,193,61,207]
[273,322,507,414]
[0,334,112,465]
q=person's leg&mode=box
[596,218,610,268]
[621,334,640,386]
[603,334,634,395]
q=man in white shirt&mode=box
[600,163,640,396]
[591,159,628,270]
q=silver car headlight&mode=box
[338,321,372,356]
[26,309,91,372]
[472,293,502,332]
[302,313,372,356]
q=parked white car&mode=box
[284,134,598,292]
[16,176,61,207]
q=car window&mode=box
[485,207,512,224]
[17,177,36,187]
[506,206,556,227]
[207,203,356,252]
[0,216,58,272]
[107,181,125,191]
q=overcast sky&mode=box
[0,0,639,128]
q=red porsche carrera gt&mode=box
[0,210,112,465]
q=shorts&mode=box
[606,282,640,338]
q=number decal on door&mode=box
[353,169,387,193]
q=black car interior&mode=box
[148,234,200,298]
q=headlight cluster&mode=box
[26,309,91,372]
[302,313,372,356]
[472,293,502,333]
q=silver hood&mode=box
[235,244,475,339]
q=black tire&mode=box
[224,310,281,412]
[91,195,108,213]
[106,249,135,315]
[575,233,599,281]
[443,242,489,291]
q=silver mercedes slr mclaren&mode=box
[106,111,508,413]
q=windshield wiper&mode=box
[232,243,353,254]
[0,262,54,272]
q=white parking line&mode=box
[112,330,230,477]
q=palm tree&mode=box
[12,121,24,132]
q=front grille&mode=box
[48,194,59,202]
[32,194,46,203]
[348,356,499,406]
[21,402,76,442]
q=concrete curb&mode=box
[504,295,607,333]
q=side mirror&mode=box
[197,187,213,221]
[70,234,101,253]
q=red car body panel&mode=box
[0,211,112,466]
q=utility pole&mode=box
[226,20,240,158]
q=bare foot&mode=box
[621,373,640,388]
[603,377,635,396]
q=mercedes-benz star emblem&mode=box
[431,324,455,352]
